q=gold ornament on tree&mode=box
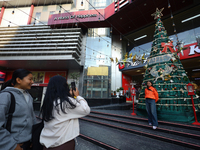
[110,57,114,62]
[129,53,132,58]
[132,54,136,62]
[116,58,118,63]
[124,52,128,60]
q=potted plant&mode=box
[119,87,124,96]
[116,88,120,98]
[111,90,113,96]
[114,91,116,96]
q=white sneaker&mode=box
[153,126,157,130]
[149,123,152,126]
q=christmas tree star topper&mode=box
[151,8,164,20]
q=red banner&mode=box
[4,71,67,86]
[178,42,200,60]
[122,73,132,102]
[44,71,67,83]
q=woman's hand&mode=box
[70,87,79,97]
[14,144,23,150]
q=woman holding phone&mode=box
[40,75,90,150]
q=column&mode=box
[0,7,5,25]
[27,4,34,25]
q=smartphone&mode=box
[71,82,76,97]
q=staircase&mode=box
[77,109,200,150]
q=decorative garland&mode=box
[139,97,199,100]
[137,103,200,107]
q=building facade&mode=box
[0,0,200,108]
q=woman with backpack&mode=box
[145,81,159,130]
[0,69,36,150]
[40,75,90,150]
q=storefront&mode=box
[1,0,200,105]
[4,71,67,110]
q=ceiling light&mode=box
[192,69,200,72]
[171,14,173,19]
[168,3,171,8]
[182,14,200,23]
[134,35,147,41]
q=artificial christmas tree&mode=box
[136,8,200,123]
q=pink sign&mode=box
[48,9,105,25]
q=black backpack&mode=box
[2,91,15,133]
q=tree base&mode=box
[136,108,200,123]
[192,122,200,126]
[131,113,136,116]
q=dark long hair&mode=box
[146,80,156,91]
[41,75,76,122]
[1,69,32,90]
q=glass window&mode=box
[89,0,113,9]
[129,42,151,59]
[35,12,41,24]
[83,27,111,98]
[83,69,111,98]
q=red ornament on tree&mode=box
[159,29,161,31]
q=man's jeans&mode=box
[145,98,158,126]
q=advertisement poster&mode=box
[32,72,45,83]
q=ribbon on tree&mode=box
[161,42,175,53]
[118,63,125,69]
